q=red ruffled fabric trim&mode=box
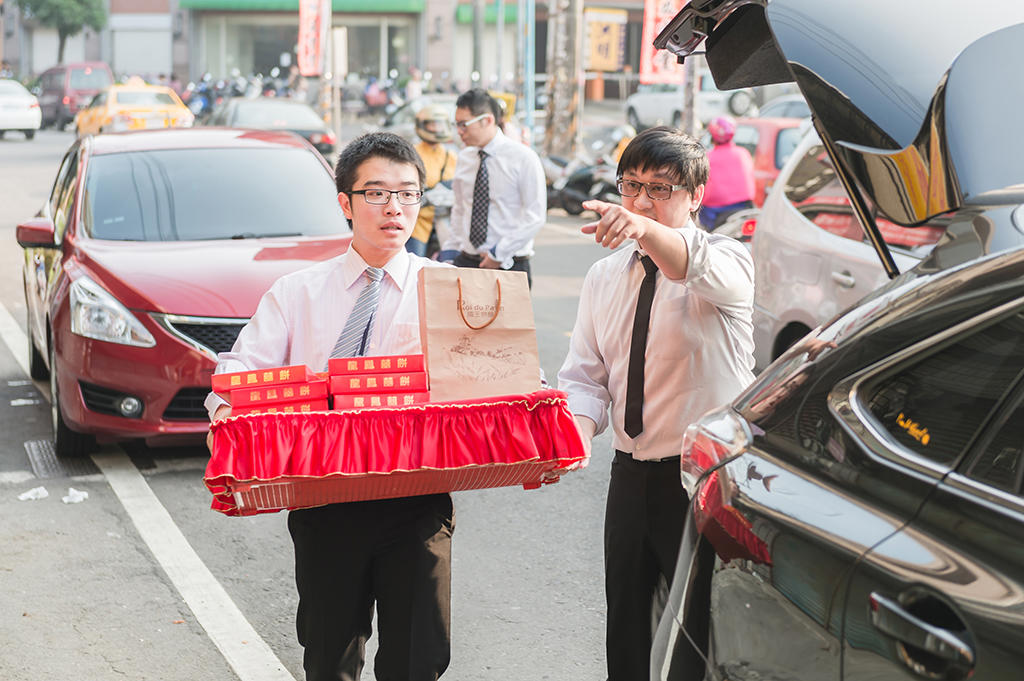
[205,389,586,516]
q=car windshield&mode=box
[69,67,112,90]
[114,91,177,106]
[82,147,348,241]
[232,101,324,128]
[0,80,30,96]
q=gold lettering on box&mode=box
[403,395,414,405]
[370,396,382,407]
[347,360,358,371]
[387,395,398,406]
[283,387,294,398]
[267,389,278,400]
[283,405,295,413]
[400,376,410,387]
[354,397,365,407]
[299,386,310,396]
[231,376,242,386]
[367,377,378,388]
[349,378,360,389]
[263,371,274,382]
[250,392,261,401]
[383,377,394,387]
[381,359,392,369]
[300,404,311,412]
[397,358,408,368]
[280,369,291,380]
[365,359,375,370]
[247,373,258,384]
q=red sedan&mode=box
[17,128,352,456]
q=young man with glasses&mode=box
[440,88,546,286]
[205,132,455,681]
[556,126,756,681]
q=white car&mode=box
[624,72,756,129]
[0,79,42,140]
[749,128,947,369]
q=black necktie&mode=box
[625,254,658,439]
[469,150,489,247]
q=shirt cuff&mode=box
[567,393,609,435]
[204,391,229,421]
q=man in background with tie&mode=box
[556,126,756,681]
[441,88,546,287]
[205,133,454,681]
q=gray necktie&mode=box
[469,150,489,247]
[330,267,385,359]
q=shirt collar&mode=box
[619,219,696,275]
[341,248,411,291]
[480,127,506,155]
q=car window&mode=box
[732,125,759,159]
[52,149,80,242]
[89,92,107,107]
[69,67,111,90]
[962,389,1024,496]
[862,307,1024,467]
[231,102,324,128]
[81,147,347,241]
[783,141,944,253]
[114,91,177,106]
[775,127,801,169]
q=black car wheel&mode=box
[560,180,588,216]
[49,343,93,458]
[24,130,35,140]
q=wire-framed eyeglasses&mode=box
[349,188,423,205]
[455,112,491,130]
[616,179,688,201]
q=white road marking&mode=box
[11,398,41,406]
[0,300,294,681]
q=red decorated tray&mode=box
[204,389,586,516]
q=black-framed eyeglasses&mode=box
[349,188,423,205]
[616,179,688,201]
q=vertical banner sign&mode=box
[640,0,686,84]
[298,0,330,77]
[583,8,628,72]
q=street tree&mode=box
[15,0,106,64]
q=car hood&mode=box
[655,0,1024,268]
[75,236,351,318]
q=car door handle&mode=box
[831,270,856,288]
[869,592,975,669]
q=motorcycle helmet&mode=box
[415,104,454,144]
[707,116,736,145]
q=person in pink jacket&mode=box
[700,116,755,229]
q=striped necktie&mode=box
[330,267,385,359]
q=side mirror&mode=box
[30,85,42,97]
[16,217,58,248]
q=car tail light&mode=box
[680,406,751,496]
[741,218,757,238]
[30,102,40,109]
[63,95,71,105]
[323,130,337,145]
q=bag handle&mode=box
[457,276,502,330]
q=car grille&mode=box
[151,314,249,357]
[79,381,126,417]
[164,388,211,421]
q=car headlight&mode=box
[69,276,156,347]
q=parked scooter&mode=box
[557,124,635,215]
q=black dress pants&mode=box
[287,493,454,681]
[604,451,688,681]
[453,251,532,288]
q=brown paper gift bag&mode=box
[418,267,542,401]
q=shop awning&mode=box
[179,0,424,12]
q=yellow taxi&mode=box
[75,80,194,136]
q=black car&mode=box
[205,97,337,157]
[650,1,1024,679]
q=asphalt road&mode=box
[0,126,623,680]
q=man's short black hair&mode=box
[455,88,502,124]
[617,126,709,191]
[334,132,426,194]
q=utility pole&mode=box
[543,0,582,158]
[682,55,698,136]
[473,0,485,81]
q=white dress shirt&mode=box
[444,128,547,268]
[204,248,450,418]
[556,222,756,461]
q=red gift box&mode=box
[328,354,425,375]
[204,389,587,516]
[231,380,328,407]
[233,398,329,416]
[333,392,431,410]
[329,371,428,394]
[212,365,317,396]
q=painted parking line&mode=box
[0,300,294,681]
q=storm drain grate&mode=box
[24,440,100,479]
